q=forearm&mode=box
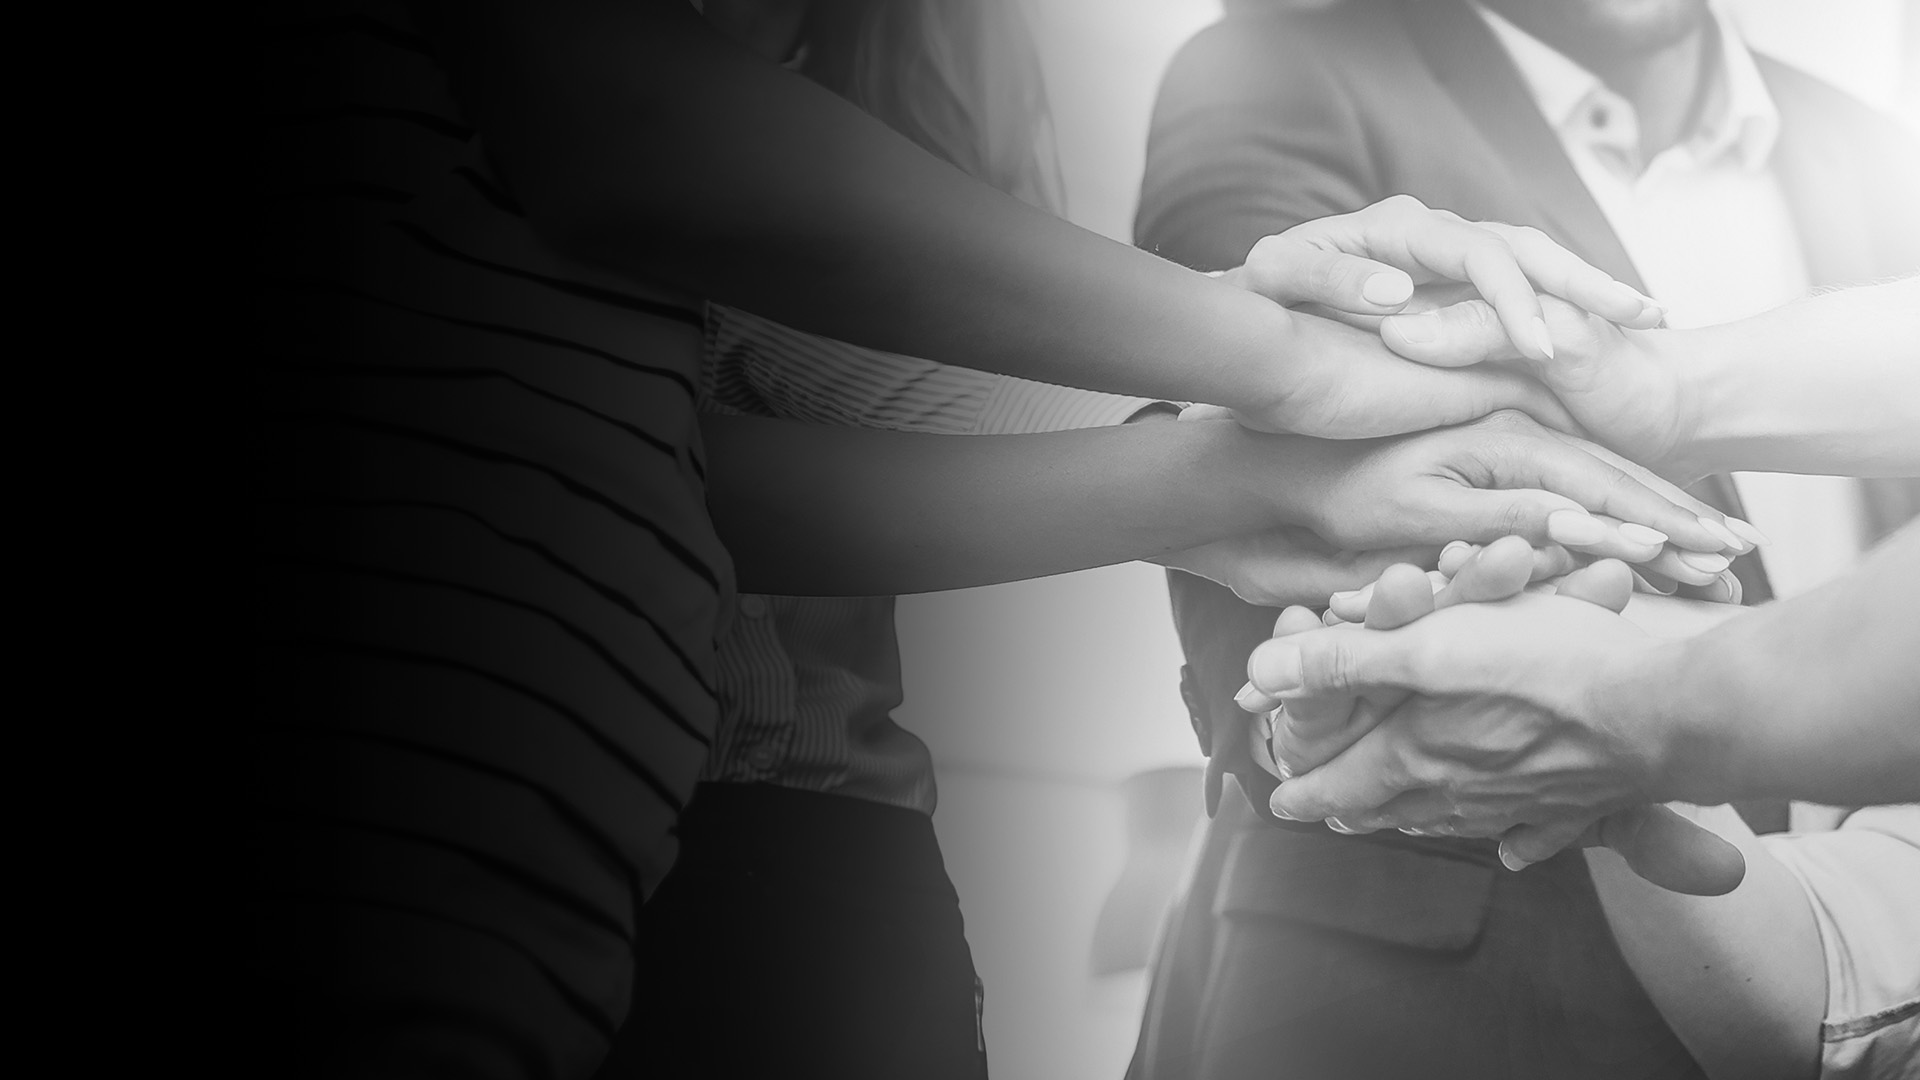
[1637,522,1920,805]
[1585,805,1823,1080]
[706,415,1309,594]
[432,1,1294,409]
[1671,277,1920,476]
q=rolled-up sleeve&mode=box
[1761,806,1920,1079]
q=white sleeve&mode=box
[1761,805,1920,1080]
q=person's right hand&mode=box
[1215,196,1669,440]
[1242,540,1748,896]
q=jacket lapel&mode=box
[1401,0,1646,290]
[1760,57,1881,286]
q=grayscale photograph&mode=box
[251,1,1920,1077]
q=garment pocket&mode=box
[1214,827,1496,951]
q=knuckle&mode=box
[1309,257,1351,296]
[1380,193,1427,215]
[1508,224,1548,248]
[1300,636,1358,693]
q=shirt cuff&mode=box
[975,375,1179,434]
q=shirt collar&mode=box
[1473,3,1780,174]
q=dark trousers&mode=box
[598,782,989,1080]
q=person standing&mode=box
[1131,2,1920,1077]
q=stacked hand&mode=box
[1237,536,1750,896]
[1164,195,1758,608]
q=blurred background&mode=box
[893,2,1920,1077]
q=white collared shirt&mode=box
[1476,3,1872,607]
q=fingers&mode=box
[1495,818,1589,871]
[1379,299,1515,368]
[1364,563,1436,628]
[1238,235,1418,314]
[1641,545,1731,588]
[1552,559,1635,612]
[1589,805,1748,896]
[1433,535,1534,607]
[1676,568,1743,605]
[1532,430,1745,555]
[1268,724,1410,823]
[1504,435,1733,554]
[1474,221,1665,328]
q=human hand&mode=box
[1273,408,1734,559]
[1378,293,1726,485]
[1240,540,1746,895]
[1221,195,1665,362]
[1158,526,1437,609]
[1212,197,1674,440]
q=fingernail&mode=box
[1362,271,1415,306]
[1530,317,1556,359]
[1442,539,1472,556]
[1617,523,1668,546]
[1427,570,1449,593]
[1275,758,1293,781]
[1328,589,1356,604]
[1498,842,1532,872]
[1249,641,1303,694]
[1233,682,1263,711]
[1389,312,1440,343]
[1725,517,1772,547]
[1677,550,1730,573]
[1697,516,1745,551]
[1326,818,1359,835]
[1399,827,1427,837]
[1268,793,1300,821]
[1546,509,1606,546]
[1717,568,1743,605]
[1322,609,1343,626]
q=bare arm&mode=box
[1584,807,1824,1080]
[1673,277,1920,477]
[420,2,1621,437]
[708,411,1723,596]
[1640,521,1920,807]
[1385,277,1920,480]
[424,1,1300,415]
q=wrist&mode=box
[1212,423,1324,533]
[1659,322,1751,481]
[1605,633,1738,804]
[1195,291,1309,427]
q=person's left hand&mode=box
[1239,538,1748,895]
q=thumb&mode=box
[1594,804,1747,896]
[1239,236,1417,313]
[1379,298,1517,368]
[1424,486,1595,547]
[1246,627,1424,699]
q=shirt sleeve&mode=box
[702,302,1168,433]
[1760,805,1920,1080]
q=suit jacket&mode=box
[1131,1,1920,1074]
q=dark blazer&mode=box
[1130,3,1920,1078]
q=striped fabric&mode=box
[700,304,1162,813]
[250,4,729,1075]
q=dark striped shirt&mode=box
[251,3,728,1073]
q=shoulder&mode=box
[1156,0,1416,112]
[1756,54,1917,144]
